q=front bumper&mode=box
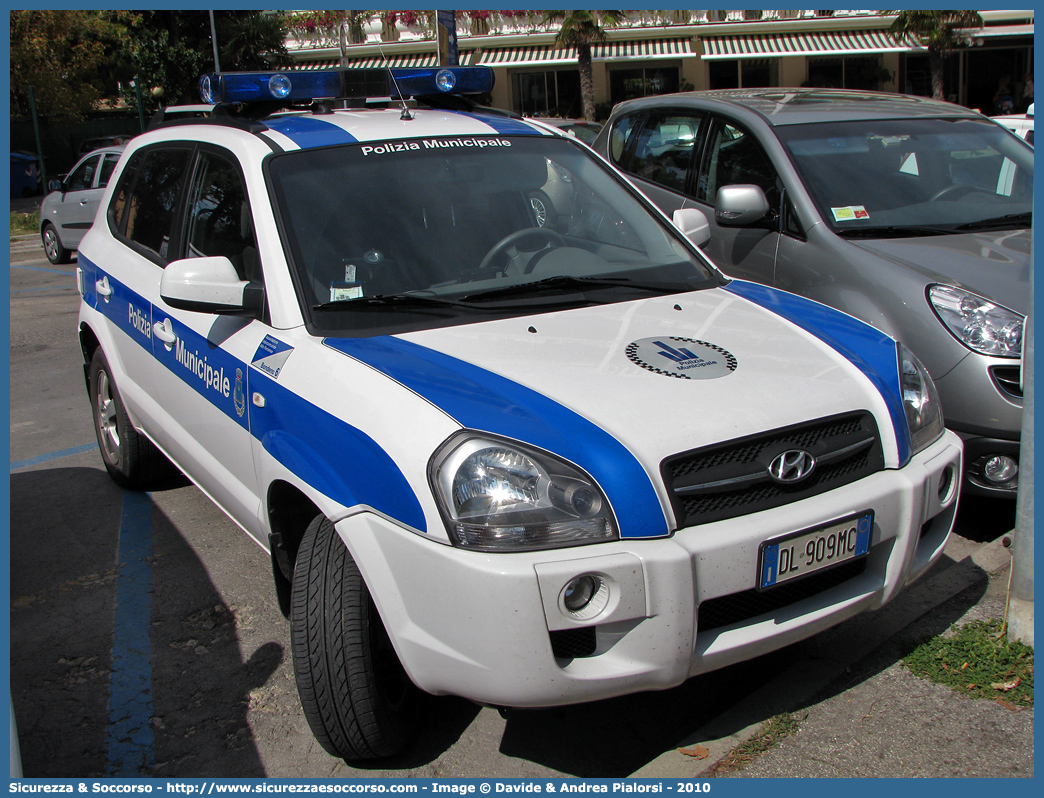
[934,354,1021,497]
[338,431,962,708]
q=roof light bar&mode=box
[198,67,494,106]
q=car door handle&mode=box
[153,318,177,349]
[79,199,89,206]
[95,276,112,300]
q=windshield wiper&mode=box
[835,225,953,239]
[953,212,1032,231]
[460,274,697,302]
[313,292,477,311]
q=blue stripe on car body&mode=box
[84,262,425,530]
[263,116,360,149]
[248,370,427,532]
[449,112,549,136]
[323,335,671,539]
[724,280,911,465]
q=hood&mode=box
[327,289,903,536]
[850,229,1030,314]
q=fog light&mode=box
[983,455,1018,484]
[563,575,599,613]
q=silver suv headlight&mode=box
[928,285,1023,358]
[899,344,945,454]
[429,433,619,552]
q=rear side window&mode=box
[607,113,640,165]
[109,147,191,263]
[98,154,121,189]
[626,112,704,193]
[66,155,99,192]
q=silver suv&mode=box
[595,89,1031,497]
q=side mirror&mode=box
[715,184,771,227]
[160,256,263,315]
[672,207,711,247]
[48,179,64,193]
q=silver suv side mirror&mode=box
[715,184,771,227]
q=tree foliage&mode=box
[10,11,126,123]
[117,11,291,111]
[544,11,627,121]
[887,10,983,100]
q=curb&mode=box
[10,236,45,263]
[630,535,1011,778]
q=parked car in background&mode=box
[39,145,124,264]
[993,103,1034,145]
[530,117,603,145]
[76,135,133,156]
[594,88,1031,498]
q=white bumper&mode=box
[337,431,962,708]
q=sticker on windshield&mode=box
[252,335,294,379]
[831,205,870,222]
[626,337,737,380]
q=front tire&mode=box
[291,515,417,760]
[42,222,71,265]
[89,349,170,489]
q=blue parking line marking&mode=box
[9,443,97,472]
[9,264,76,276]
[106,490,155,776]
[11,287,78,294]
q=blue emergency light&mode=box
[198,66,494,106]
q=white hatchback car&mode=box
[76,66,962,761]
[40,145,124,264]
[993,103,1034,145]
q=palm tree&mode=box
[887,10,983,101]
[544,10,626,121]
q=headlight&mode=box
[928,285,1023,358]
[429,433,619,552]
[899,344,945,454]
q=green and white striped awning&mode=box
[701,29,923,59]
[477,37,694,66]
[289,59,340,71]
[341,51,476,69]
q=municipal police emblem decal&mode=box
[234,368,246,417]
[626,337,737,380]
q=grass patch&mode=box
[11,210,39,237]
[904,619,1033,708]
[702,711,804,774]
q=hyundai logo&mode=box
[768,449,817,484]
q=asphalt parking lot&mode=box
[8,235,1018,778]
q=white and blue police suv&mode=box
[76,66,963,760]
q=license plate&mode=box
[758,511,873,589]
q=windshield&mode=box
[776,118,1033,236]
[267,133,720,335]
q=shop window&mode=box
[807,56,889,91]
[708,60,778,90]
[512,70,581,117]
[609,66,680,103]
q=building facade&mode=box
[284,9,1034,119]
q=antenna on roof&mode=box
[376,43,413,120]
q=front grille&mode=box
[549,627,597,660]
[698,558,867,633]
[662,412,884,528]
[990,365,1022,399]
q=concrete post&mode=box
[1007,220,1033,646]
